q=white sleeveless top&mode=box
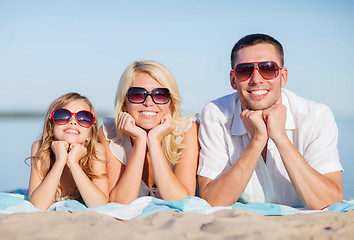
[102,117,196,198]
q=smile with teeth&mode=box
[64,129,79,134]
[249,90,269,95]
[140,111,157,116]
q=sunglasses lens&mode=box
[127,87,147,103]
[127,87,170,104]
[152,88,170,104]
[52,109,71,125]
[76,111,94,127]
[258,62,279,79]
[235,63,254,81]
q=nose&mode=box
[68,115,77,125]
[248,68,264,85]
[143,94,155,106]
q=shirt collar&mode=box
[231,90,296,136]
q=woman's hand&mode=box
[117,112,147,142]
[51,141,69,166]
[148,113,175,143]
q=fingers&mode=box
[240,109,264,127]
[240,109,267,142]
[67,143,87,164]
[117,112,135,131]
[51,141,69,154]
[262,104,287,141]
[262,104,286,119]
[148,113,175,142]
[117,112,147,141]
[160,112,172,125]
[159,113,175,132]
[51,141,70,165]
[51,140,69,149]
[241,104,287,144]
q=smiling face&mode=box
[125,72,171,130]
[52,99,92,144]
[230,43,288,110]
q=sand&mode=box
[1,209,354,240]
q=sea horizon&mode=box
[0,114,353,200]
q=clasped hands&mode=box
[51,141,87,169]
[241,104,287,145]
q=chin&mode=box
[64,138,85,145]
[247,100,275,111]
[249,105,267,111]
[139,123,159,131]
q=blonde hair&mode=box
[30,92,101,201]
[114,60,194,164]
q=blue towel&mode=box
[1,192,353,220]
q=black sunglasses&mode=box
[127,87,170,104]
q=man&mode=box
[197,33,343,210]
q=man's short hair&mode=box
[231,33,284,69]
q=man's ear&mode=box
[280,67,288,88]
[230,71,238,90]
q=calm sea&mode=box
[0,116,353,199]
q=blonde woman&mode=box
[99,60,199,203]
[28,92,108,210]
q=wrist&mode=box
[54,158,67,168]
[249,134,268,149]
[66,158,80,170]
[271,132,290,146]
[147,133,163,147]
[131,133,147,145]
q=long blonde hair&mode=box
[114,60,194,164]
[30,92,101,200]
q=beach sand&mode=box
[1,209,353,240]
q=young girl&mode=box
[28,92,108,210]
[99,60,199,204]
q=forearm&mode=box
[200,140,264,206]
[109,140,146,204]
[148,140,190,201]
[275,137,344,209]
[29,163,65,210]
[68,162,108,207]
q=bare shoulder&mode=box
[30,140,42,161]
[98,126,104,140]
[92,142,107,175]
[182,121,199,141]
[30,140,42,169]
[95,142,106,162]
[98,126,108,141]
[31,140,42,154]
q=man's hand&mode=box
[240,109,268,145]
[262,104,287,143]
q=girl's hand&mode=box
[67,143,87,168]
[117,112,147,142]
[148,113,175,142]
[51,141,69,166]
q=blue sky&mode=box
[1,0,354,118]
